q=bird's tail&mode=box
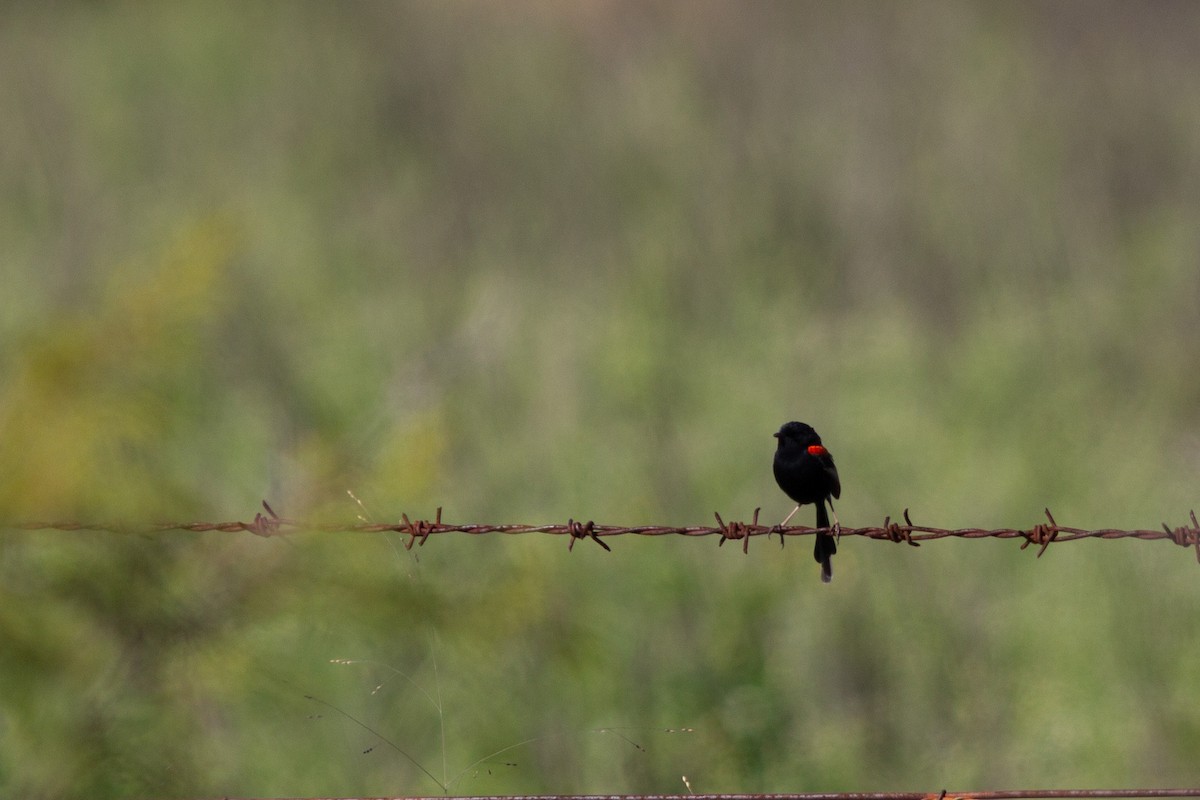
[814,500,836,583]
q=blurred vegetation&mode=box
[1,2,1199,797]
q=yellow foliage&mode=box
[0,219,238,517]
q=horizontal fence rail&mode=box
[5,504,1198,563]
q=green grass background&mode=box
[1,3,1199,797]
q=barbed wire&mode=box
[219,788,1200,800]
[4,503,1198,563]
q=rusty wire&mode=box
[4,503,1199,564]
[216,789,1200,800]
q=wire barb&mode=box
[567,518,610,552]
[1020,507,1060,558]
[249,500,282,537]
[402,507,442,550]
[1161,509,1200,563]
[884,508,921,547]
[715,508,760,554]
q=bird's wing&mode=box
[823,455,841,499]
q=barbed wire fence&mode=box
[6,503,1199,564]
[204,789,1200,800]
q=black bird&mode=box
[773,421,841,583]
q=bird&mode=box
[773,421,841,583]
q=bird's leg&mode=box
[779,504,800,528]
[772,504,801,549]
[828,500,841,542]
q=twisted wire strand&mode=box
[5,504,1198,563]
[193,788,1200,800]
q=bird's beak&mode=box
[772,432,780,438]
